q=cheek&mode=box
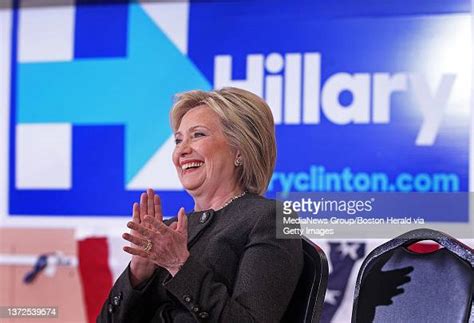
[172,149,180,167]
[206,145,234,168]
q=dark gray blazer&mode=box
[98,193,303,322]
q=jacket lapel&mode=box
[186,209,216,247]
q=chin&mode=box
[180,179,204,192]
[179,172,206,190]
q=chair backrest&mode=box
[282,236,328,323]
[352,228,474,323]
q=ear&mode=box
[234,150,241,160]
[234,151,243,167]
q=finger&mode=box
[177,207,188,233]
[397,275,411,285]
[388,267,413,279]
[140,193,147,221]
[132,202,140,224]
[147,188,155,217]
[127,221,155,239]
[396,266,414,275]
[154,194,163,222]
[144,215,168,234]
[169,222,178,230]
[393,288,405,297]
[122,232,148,247]
[123,246,151,258]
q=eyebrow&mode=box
[174,125,211,136]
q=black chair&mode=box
[282,236,328,323]
[352,228,474,323]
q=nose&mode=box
[176,137,192,156]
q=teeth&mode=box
[182,162,204,170]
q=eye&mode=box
[193,132,206,138]
[174,138,182,145]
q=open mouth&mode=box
[181,161,204,173]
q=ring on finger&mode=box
[143,239,153,253]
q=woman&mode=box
[98,87,303,322]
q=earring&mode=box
[234,158,242,167]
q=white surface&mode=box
[303,53,321,124]
[265,75,283,124]
[18,1,75,62]
[140,0,189,54]
[265,53,284,73]
[214,55,264,96]
[16,123,72,189]
[284,53,302,124]
[127,135,183,190]
[0,253,78,267]
[126,1,190,190]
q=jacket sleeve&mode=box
[97,218,176,323]
[163,206,304,322]
[96,264,165,323]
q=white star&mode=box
[337,242,361,260]
[324,289,341,305]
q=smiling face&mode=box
[172,105,239,197]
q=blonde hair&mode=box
[170,87,276,195]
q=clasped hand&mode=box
[122,189,190,280]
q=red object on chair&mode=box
[407,242,440,254]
